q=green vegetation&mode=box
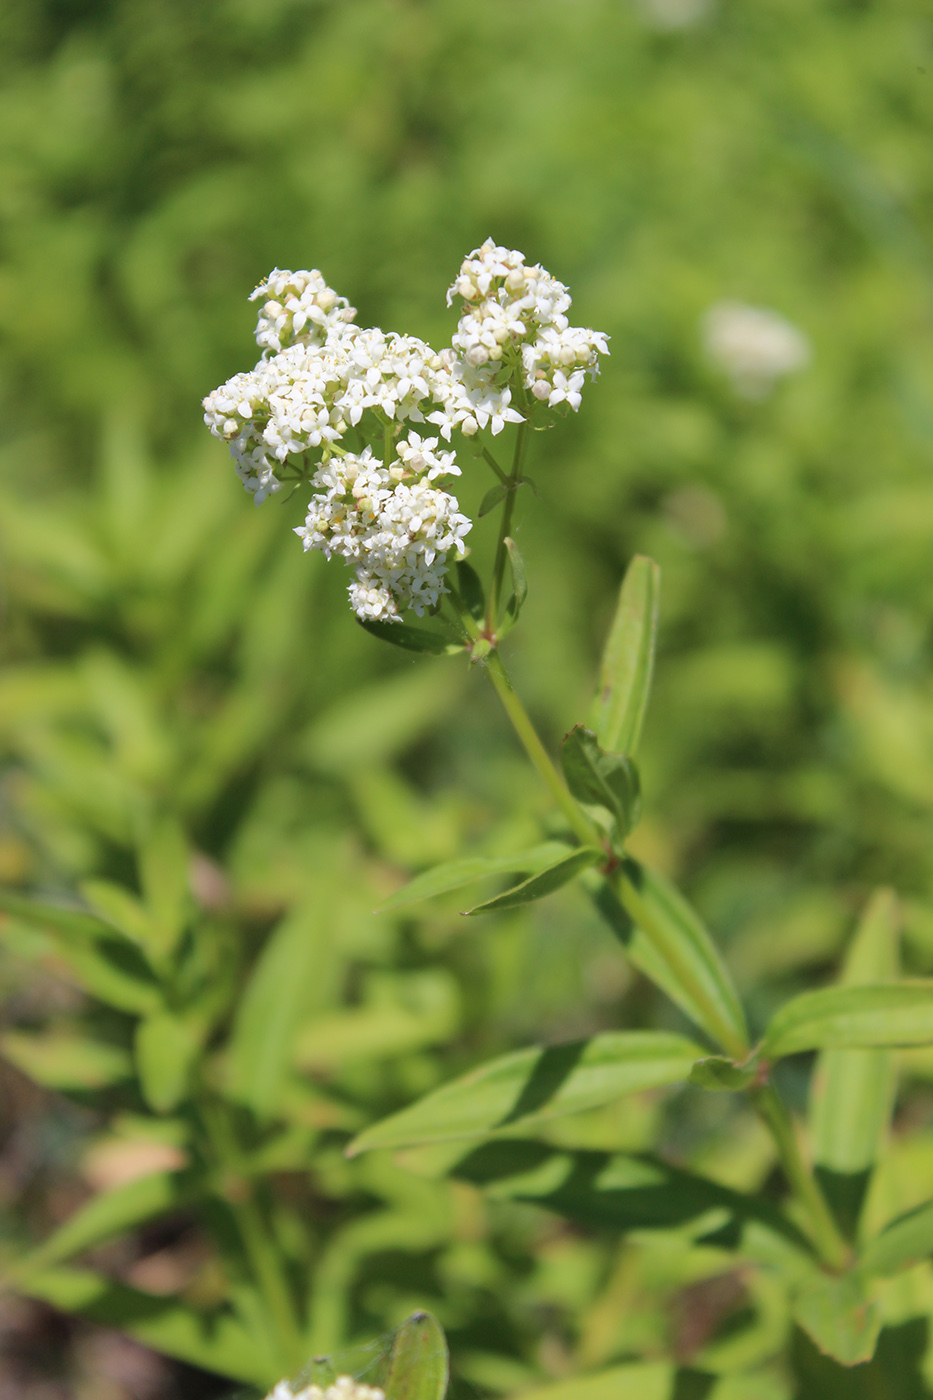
[2,2,933,1398]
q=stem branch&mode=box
[487,419,529,629]
[752,1082,850,1270]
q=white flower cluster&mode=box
[251,268,357,354]
[294,434,471,621]
[702,301,810,400]
[266,1375,385,1400]
[446,238,609,415]
[203,243,607,621]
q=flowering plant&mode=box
[2,243,933,1400]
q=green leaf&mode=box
[809,890,899,1236]
[463,846,600,915]
[357,618,464,654]
[560,725,641,849]
[504,1361,673,1400]
[14,1170,201,1276]
[139,817,190,956]
[79,880,154,947]
[377,842,574,913]
[593,860,749,1059]
[689,1055,759,1092]
[16,1266,275,1386]
[0,889,118,943]
[588,555,660,757]
[227,900,329,1116]
[762,982,933,1059]
[347,1030,702,1155]
[0,1030,132,1090]
[859,1198,933,1277]
[455,560,485,621]
[0,890,161,1014]
[449,1141,812,1263]
[791,1271,881,1366]
[478,482,507,517]
[135,1013,200,1112]
[497,536,528,637]
[377,1310,449,1400]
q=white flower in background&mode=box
[266,1375,385,1400]
[702,301,810,399]
[634,0,714,30]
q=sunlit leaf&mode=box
[17,1266,275,1386]
[139,816,190,956]
[859,1198,933,1277]
[135,1012,200,1112]
[809,889,899,1236]
[791,1271,880,1366]
[595,860,749,1059]
[762,983,933,1059]
[347,1031,702,1155]
[377,842,573,913]
[463,846,600,915]
[588,555,660,757]
[0,1029,132,1091]
[689,1055,759,1092]
[15,1170,201,1275]
[449,1140,812,1263]
[228,900,330,1117]
[506,1361,672,1400]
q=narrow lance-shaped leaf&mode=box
[790,1271,881,1367]
[463,846,600,916]
[455,559,485,621]
[228,899,330,1117]
[761,982,933,1060]
[135,1012,200,1112]
[377,842,575,914]
[496,536,528,637]
[588,555,660,757]
[376,1310,449,1400]
[13,1170,201,1278]
[560,725,641,850]
[486,1361,674,1400]
[449,1140,813,1263]
[357,619,464,655]
[478,482,507,517]
[139,816,190,957]
[859,1197,933,1278]
[809,890,899,1237]
[347,1030,703,1155]
[17,1267,274,1387]
[597,859,749,1059]
[0,1029,132,1091]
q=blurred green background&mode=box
[2,0,933,1395]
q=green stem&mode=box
[609,865,749,1061]
[480,444,510,485]
[201,1103,304,1370]
[480,638,849,1270]
[482,650,600,849]
[487,419,530,630]
[752,1082,850,1270]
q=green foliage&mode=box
[3,1,933,1396]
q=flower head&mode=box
[266,1375,385,1400]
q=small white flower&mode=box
[264,1375,386,1400]
[702,300,810,399]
